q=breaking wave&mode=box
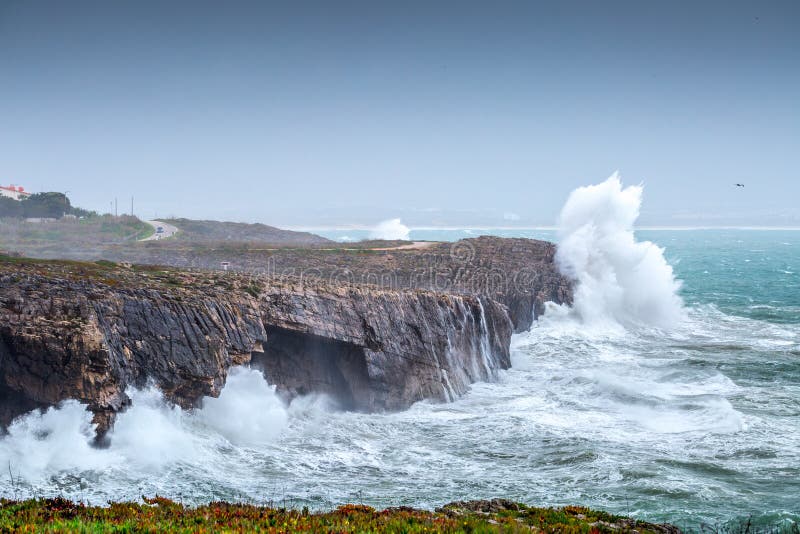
[551,172,685,331]
[0,367,288,485]
[369,218,410,240]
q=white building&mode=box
[0,185,31,201]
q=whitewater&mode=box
[1,175,798,529]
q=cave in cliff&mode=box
[0,382,43,431]
[251,326,375,411]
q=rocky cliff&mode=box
[92,237,573,332]
[0,258,516,438]
[4,233,572,333]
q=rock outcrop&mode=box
[0,258,515,437]
[0,237,572,438]
[4,233,572,333]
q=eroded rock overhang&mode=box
[0,263,516,437]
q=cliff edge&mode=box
[1,258,514,436]
[0,237,572,438]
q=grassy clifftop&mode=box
[163,218,330,245]
[0,216,340,261]
[0,215,152,257]
[0,498,680,533]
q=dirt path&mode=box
[370,241,440,251]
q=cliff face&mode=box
[255,282,512,410]
[0,260,513,436]
[94,237,573,332]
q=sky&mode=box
[1,0,798,227]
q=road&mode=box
[141,220,179,241]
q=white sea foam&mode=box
[109,387,198,469]
[198,366,288,445]
[369,218,410,240]
[552,172,685,330]
[0,401,110,481]
[0,309,795,523]
[0,367,288,484]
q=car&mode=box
[156,226,164,233]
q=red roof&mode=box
[0,185,31,195]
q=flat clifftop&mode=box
[0,255,515,436]
[3,232,572,332]
[102,236,573,331]
[1,214,569,321]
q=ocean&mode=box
[2,203,798,528]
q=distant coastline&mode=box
[287,225,800,232]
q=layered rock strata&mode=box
[81,237,573,332]
[0,260,513,436]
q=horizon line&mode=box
[288,225,800,232]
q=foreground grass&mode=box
[0,497,681,533]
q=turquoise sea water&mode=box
[313,228,800,527]
[1,229,798,530]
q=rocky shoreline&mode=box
[0,237,571,439]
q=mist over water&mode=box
[1,181,799,528]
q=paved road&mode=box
[141,220,179,241]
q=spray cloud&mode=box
[554,172,684,330]
[369,218,410,240]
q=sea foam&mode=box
[197,366,288,445]
[0,367,289,484]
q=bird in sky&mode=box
[735,183,745,187]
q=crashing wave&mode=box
[552,172,685,330]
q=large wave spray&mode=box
[0,367,289,485]
[369,218,410,240]
[197,366,288,445]
[553,173,684,330]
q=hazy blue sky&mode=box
[1,0,798,226]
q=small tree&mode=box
[0,196,24,218]
[21,192,71,218]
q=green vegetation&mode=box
[0,192,97,219]
[162,218,330,245]
[0,498,679,533]
[0,193,424,265]
[0,215,152,258]
[0,190,157,259]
